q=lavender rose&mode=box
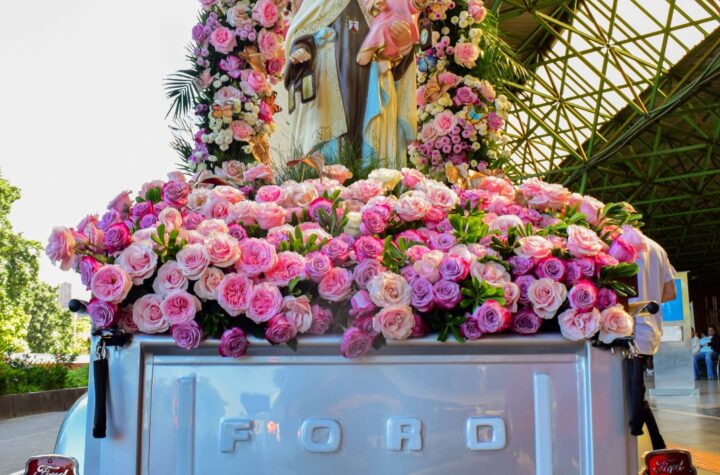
[340,327,374,358]
[87,298,118,330]
[219,328,249,358]
[439,255,469,282]
[567,280,599,311]
[511,308,543,335]
[411,277,435,312]
[432,279,462,310]
[535,257,566,282]
[597,288,618,310]
[460,317,484,340]
[265,314,298,344]
[473,300,511,334]
[171,320,203,350]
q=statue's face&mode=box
[375,0,388,10]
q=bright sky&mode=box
[0,0,200,297]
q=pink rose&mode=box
[454,42,480,67]
[230,120,253,141]
[116,243,158,284]
[217,273,253,316]
[432,279,462,309]
[91,265,132,304]
[504,282,520,312]
[282,295,313,333]
[414,250,444,283]
[87,298,118,330]
[196,218,229,236]
[242,70,269,94]
[175,243,211,279]
[247,282,283,323]
[558,308,601,341]
[350,290,377,318]
[194,267,225,300]
[265,251,305,286]
[394,191,432,221]
[117,305,138,333]
[322,238,351,264]
[520,179,571,210]
[204,233,239,268]
[460,317,484,340]
[473,299,511,334]
[132,294,169,334]
[210,26,238,54]
[318,268,354,302]
[340,327,374,358]
[527,278,567,319]
[160,290,201,325]
[567,225,608,258]
[201,196,233,223]
[158,207,183,231]
[468,0,487,22]
[511,308,543,335]
[595,252,619,268]
[620,225,647,254]
[265,314,297,344]
[255,202,287,230]
[567,280,598,311]
[79,256,102,289]
[237,238,278,276]
[433,110,458,136]
[304,251,333,282]
[423,183,458,212]
[367,272,412,307]
[219,327,249,358]
[406,245,431,263]
[470,261,511,286]
[353,236,384,261]
[608,237,637,263]
[243,164,274,183]
[309,304,334,335]
[103,222,132,254]
[515,236,553,259]
[489,215,524,234]
[578,195,605,226]
[171,320,203,350]
[107,191,132,214]
[599,304,634,344]
[256,185,286,204]
[152,261,189,297]
[46,227,76,271]
[257,29,280,56]
[348,179,384,202]
[253,0,279,27]
[597,288,618,310]
[373,304,415,340]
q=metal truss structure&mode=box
[491,0,720,282]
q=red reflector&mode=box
[643,449,696,475]
[24,455,79,475]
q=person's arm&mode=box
[660,247,677,303]
[283,35,317,89]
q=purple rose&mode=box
[227,223,248,241]
[567,258,595,285]
[473,300,511,334]
[131,201,154,220]
[460,317,484,340]
[438,256,469,282]
[568,280,599,311]
[428,232,457,252]
[454,86,478,105]
[79,256,102,289]
[265,315,298,344]
[171,320,203,350]
[162,181,190,208]
[395,229,425,245]
[103,222,131,254]
[400,264,420,284]
[350,290,377,318]
[87,298,118,329]
[304,251,333,282]
[411,277,435,312]
[515,274,536,305]
[508,256,534,276]
[432,279,462,310]
[535,257,566,282]
[98,209,122,231]
[139,214,158,229]
[322,238,351,264]
[411,314,430,338]
[511,308,542,335]
[353,258,385,289]
[340,327,374,359]
[597,288,618,310]
[309,304,334,335]
[219,328,249,358]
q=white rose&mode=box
[367,272,412,307]
[344,211,362,237]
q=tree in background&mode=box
[0,170,85,354]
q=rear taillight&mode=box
[642,449,696,475]
[24,455,79,475]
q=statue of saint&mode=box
[283,0,419,169]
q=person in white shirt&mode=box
[691,328,701,355]
[627,234,677,451]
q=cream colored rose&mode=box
[284,182,319,208]
[599,304,634,344]
[369,168,403,191]
[344,211,362,237]
[367,272,412,308]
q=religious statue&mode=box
[357,0,425,68]
[283,0,420,169]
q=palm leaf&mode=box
[164,67,200,120]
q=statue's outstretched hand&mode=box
[290,47,312,64]
[389,21,413,51]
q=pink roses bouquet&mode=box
[47,167,641,358]
[168,0,289,171]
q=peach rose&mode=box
[373,304,415,340]
[558,308,601,341]
[194,267,225,300]
[599,304,634,344]
[527,278,567,319]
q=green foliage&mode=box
[448,211,490,244]
[279,226,328,254]
[0,354,85,396]
[273,140,379,185]
[460,277,506,310]
[25,282,75,354]
[381,237,415,273]
[151,224,187,263]
[315,190,349,237]
[598,263,640,298]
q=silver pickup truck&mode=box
[53,333,641,475]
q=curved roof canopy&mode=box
[493,0,720,282]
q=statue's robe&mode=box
[284,0,417,168]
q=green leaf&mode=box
[288,277,301,293]
[372,334,387,350]
[145,187,162,205]
[286,338,298,352]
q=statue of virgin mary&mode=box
[283,0,418,169]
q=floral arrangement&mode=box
[166,0,290,172]
[411,0,516,179]
[47,166,645,359]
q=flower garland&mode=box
[174,0,290,172]
[47,167,644,359]
[411,0,511,179]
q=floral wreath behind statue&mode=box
[45,0,646,359]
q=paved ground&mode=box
[0,412,66,475]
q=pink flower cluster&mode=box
[184,0,289,168]
[48,167,642,358]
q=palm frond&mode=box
[164,67,200,120]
